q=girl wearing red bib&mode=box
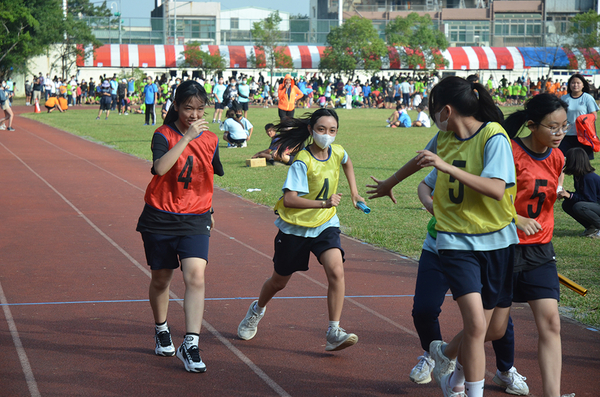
[237,109,364,352]
[504,94,573,397]
[136,81,223,373]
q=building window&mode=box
[231,17,239,30]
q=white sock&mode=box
[184,333,199,349]
[155,321,169,333]
[328,321,340,331]
[253,302,265,315]
[465,379,485,397]
[449,360,465,389]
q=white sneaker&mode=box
[430,340,456,385]
[241,141,247,148]
[410,351,435,384]
[589,230,600,239]
[440,372,466,397]
[493,367,529,395]
[154,329,176,357]
[176,338,206,373]
[237,300,264,340]
[325,326,358,351]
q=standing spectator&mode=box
[385,81,395,109]
[560,73,600,160]
[25,79,32,106]
[38,72,45,99]
[80,79,88,104]
[110,75,118,110]
[237,78,250,119]
[44,76,54,101]
[400,78,412,109]
[277,74,303,120]
[0,82,15,131]
[343,80,353,110]
[32,76,42,105]
[143,77,158,125]
[96,80,112,120]
[117,78,128,115]
[127,77,136,98]
[212,76,226,124]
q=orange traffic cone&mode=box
[34,98,41,113]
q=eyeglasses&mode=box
[538,122,570,136]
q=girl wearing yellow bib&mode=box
[237,109,365,352]
[368,77,518,397]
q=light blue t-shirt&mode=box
[238,83,250,103]
[422,128,518,251]
[275,149,349,238]
[398,111,412,128]
[213,84,226,102]
[221,118,249,140]
[110,80,118,95]
[561,92,599,136]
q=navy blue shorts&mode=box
[239,102,249,111]
[141,232,209,270]
[439,246,514,309]
[513,256,560,303]
[273,227,345,276]
[214,102,224,110]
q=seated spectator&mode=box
[252,123,294,165]
[45,95,64,113]
[412,104,431,127]
[386,103,411,128]
[220,108,250,148]
[234,104,254,141]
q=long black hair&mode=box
[428,76,501,124]
[564,147,595,177]
[274,109,339,158]
[502,93,568,139]
[163,80,208,125]
[566,73,590,95]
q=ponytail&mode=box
[429,76,501,124]
[503,93,568,139]
[274,109,339,158]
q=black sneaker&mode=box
[7,127,15,131]
[154,329,175,357]
[176,341,206,373]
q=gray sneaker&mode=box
[410,351,435,384]
[430,340,456,385]
[493,366,529,395]
[325,327,358,351]
[580,227,599,237]
[237,300,264,340]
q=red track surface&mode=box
[1,107,599,396]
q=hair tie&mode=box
[473,88,479,99]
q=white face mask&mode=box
[434,109,449,132]
[312,130,336,150]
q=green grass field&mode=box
[22,104,600,328]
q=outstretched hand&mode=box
[366,176,397,204]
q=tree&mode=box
[385,13,448,72]
[180,43,226,79]
[566,10,600,69]
[319,16,387,79]
[52,0,109,79]
[0,0,63,79]
[250,11,293,85]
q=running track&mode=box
[1,107,599,396]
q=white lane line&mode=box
[0,141,291,397]
[0,281,41,397]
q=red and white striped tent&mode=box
[77,44,592,71]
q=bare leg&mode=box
[181,258,207,334]
[320,248,345,321]
[149,268,175,324]
[529,298,561,397]
[257,270,292,308]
